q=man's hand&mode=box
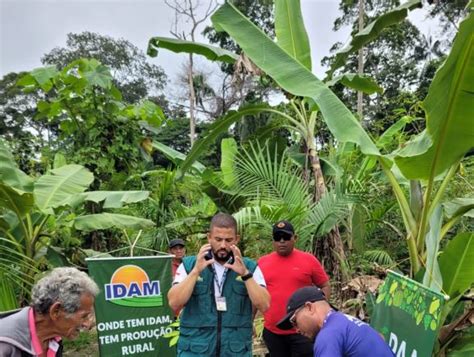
[192,243,215,275]
[224,245,248,276]
[168,243,214,312]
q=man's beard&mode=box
[214,249,231,263]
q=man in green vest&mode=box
[168,213,270,356]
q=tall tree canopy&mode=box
[42,31,167,103]
[323,1,427,132]
[323,0,469,136]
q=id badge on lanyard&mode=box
[215,296,227,311]
[213,265,228,311]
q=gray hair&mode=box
[31,267,99,315]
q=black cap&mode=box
[272,220,295,236]
[169,239,185,249]
[277,286,329,330]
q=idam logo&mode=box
[104,265,163,307]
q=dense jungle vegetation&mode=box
[0,0,472,355]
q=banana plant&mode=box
[148,0,473,283]
[209,0,472,274]
[0,140,154,308]
[151,0,474,318]
[153,1,474,353]
[219,2,473,353]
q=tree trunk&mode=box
[188,53,196,146]
[357,0,365,120]
[308,147,348,286]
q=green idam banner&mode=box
[87,256,175,357]
[371,270,446,357]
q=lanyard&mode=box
[211,264,228,296]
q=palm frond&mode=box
[364,249,395,266]
[0,237,38,304]
[233,141,312,211]
[299,190,356,248]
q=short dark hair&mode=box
[210,213,237,234]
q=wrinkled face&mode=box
[208,226,239,263]
[54,293,95,339]
[272,232,296,256]
[169,245,186,259]
[292,304,319,340]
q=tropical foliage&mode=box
[1,0,472,355]
[146,0,473,353]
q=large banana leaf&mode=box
[34,165,94,214]
[439,232,474,299]
[180,104,274,174]
[275,0,311,70]
[211,3,379,157]
[220,138,238,188]
[394,11,474,179]
[326,0,422,78]
[151,141,206,174]
[0,139,33,192]
[376,115,414,150]
[0,184,34,218]
[147,37,237,63]
[77,191,150,209]
[443,198,474,219]
[74,213,155,231]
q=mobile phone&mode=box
[226,252,235,265]
[204,250,214,261]
[204,250,234,264]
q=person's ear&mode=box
[293,234,298,241]
[50,302,62,320]
[235,234,240,244]
[207,232,211,243]
[306,302,317,315]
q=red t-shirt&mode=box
[258,249,329,335]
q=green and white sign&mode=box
[371,270,446,357]
[87,256,175,357]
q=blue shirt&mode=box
[314,312,394,357]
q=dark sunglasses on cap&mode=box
[273,232,293,241]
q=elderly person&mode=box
[0,267,99,357]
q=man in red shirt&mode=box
[258,220,331,357]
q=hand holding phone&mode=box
[204,250,214,261]
[226,252,235,265]
[193,244,214,274]
[224,245,247,276]
[204,250,234,264]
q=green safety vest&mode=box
[178,256,257,357]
